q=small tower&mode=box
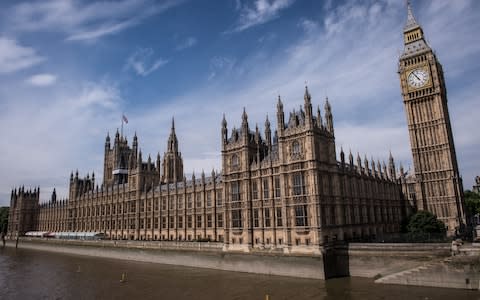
[162,118,184,183]
[276,96,285,133]
[304,86,313,127]
[222,114,228,147]
[388,152,397,180]
[324,97,334,135]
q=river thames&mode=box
[0,247,475,300]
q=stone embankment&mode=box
[374,243,480,290]
[6,238,327,279]
[6,238,480,289]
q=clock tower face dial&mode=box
[407,68,429,88]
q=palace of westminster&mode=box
[7,4,467,252]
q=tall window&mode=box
[276,207,283,227]
[264,208,271,227]
[207,214,212,228]
[232,210,242,228]
[216,191,223,206]
[274,176,281,198]
[169,216,174,228]
[295,205,308,227]
[292,141,301,156]
[217,213,223,227]
[231,182,241,201]
[162,197,167,210]
[231,154,239,170]
[252,181,258,199]
[263,179,269,199]
[187,215,192,228]
[253,209,259,227]
[196,215,202,228]
[292,173,305,195]
[196,193,202,207]
[206,191,212,207]
[162,217,167,229]
[178,196,184,209]
[187,194,192,208]
[178,216,183,228]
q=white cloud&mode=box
[26,73,57,86]
[175,36,197,50]
[230,0,295,32]
[125,48,169,77]
[208,56,236,80]
[8,0,185,42]
[0,79,122,205]
[0,37,44,73]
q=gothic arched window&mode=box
[292,141,301,158]
[231,154,239,170]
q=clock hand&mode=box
[413,72,421,81]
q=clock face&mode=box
[407,68,429,88]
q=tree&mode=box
[0,207,8,234]
[407,210,446,235]
[464,190,480,217]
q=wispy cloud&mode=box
[208,56,236,80]
[0,79,122,203]
[7,0,185,42]
[229,0,295,32]
[26,73,57,87]
[125,48,169,77]
[175,36,197,50]
[0,37,44,73]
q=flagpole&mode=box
[121,114,124,139]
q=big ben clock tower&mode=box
[398,1,466,234]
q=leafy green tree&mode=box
[464,190,480,217]
[407,210,446,235]
[0,207,8,234]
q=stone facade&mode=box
[397,2,466,234]
[8,88,404,253]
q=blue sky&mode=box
[0,0,479,206]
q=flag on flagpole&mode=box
[122,114,128,124]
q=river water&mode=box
[0,247,475,300]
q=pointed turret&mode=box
[324,97,334,135]
[304,85,313,125]
[371,157,377,176]
[389,151,397,180]
[356,153,362,173]
[168,117,179,153]
[338,147,344,168]
[163,117,184,183]
[276,95,285,132]
[115,128,120,142]
[364,155,369,174]
[404,0,420,32]
[262,115,269,146]
[222,114,228,146]
[137,149,143,170]
[51,188,57,203]
[133,131,138,155]
[105,132,111,149]
[346,150,352,167]
[316,106,323,129]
